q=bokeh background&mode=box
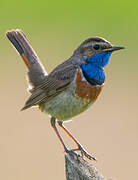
[0,0,138,180]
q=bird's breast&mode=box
[74,69,104,109]
[40,69,103,121]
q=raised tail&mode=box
[6,29,47,91]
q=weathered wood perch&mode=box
[65,151,106,180]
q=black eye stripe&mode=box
[93,44,100,50]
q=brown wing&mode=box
[21,62,78,110]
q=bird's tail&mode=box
[6,29,47,91]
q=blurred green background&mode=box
[0,0,138,180]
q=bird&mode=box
[6,30,124,160]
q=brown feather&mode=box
[21,63,78,110]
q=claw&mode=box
[72,144,97,161]
[64,147,70,153]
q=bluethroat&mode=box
[6,30,124,160]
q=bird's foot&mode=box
[72,144,97,161]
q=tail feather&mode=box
[6,30,47,89]
[6,31,24,55]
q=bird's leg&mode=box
[57,121,96,161]
[50,117,69,153]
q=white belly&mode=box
[39,81,95,121]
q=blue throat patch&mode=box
[81,51,112,86]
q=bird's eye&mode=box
[93,44,100,50]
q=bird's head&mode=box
[74,37,124,67]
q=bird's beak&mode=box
[103,46,125,52]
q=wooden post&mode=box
[65,151,107,180]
